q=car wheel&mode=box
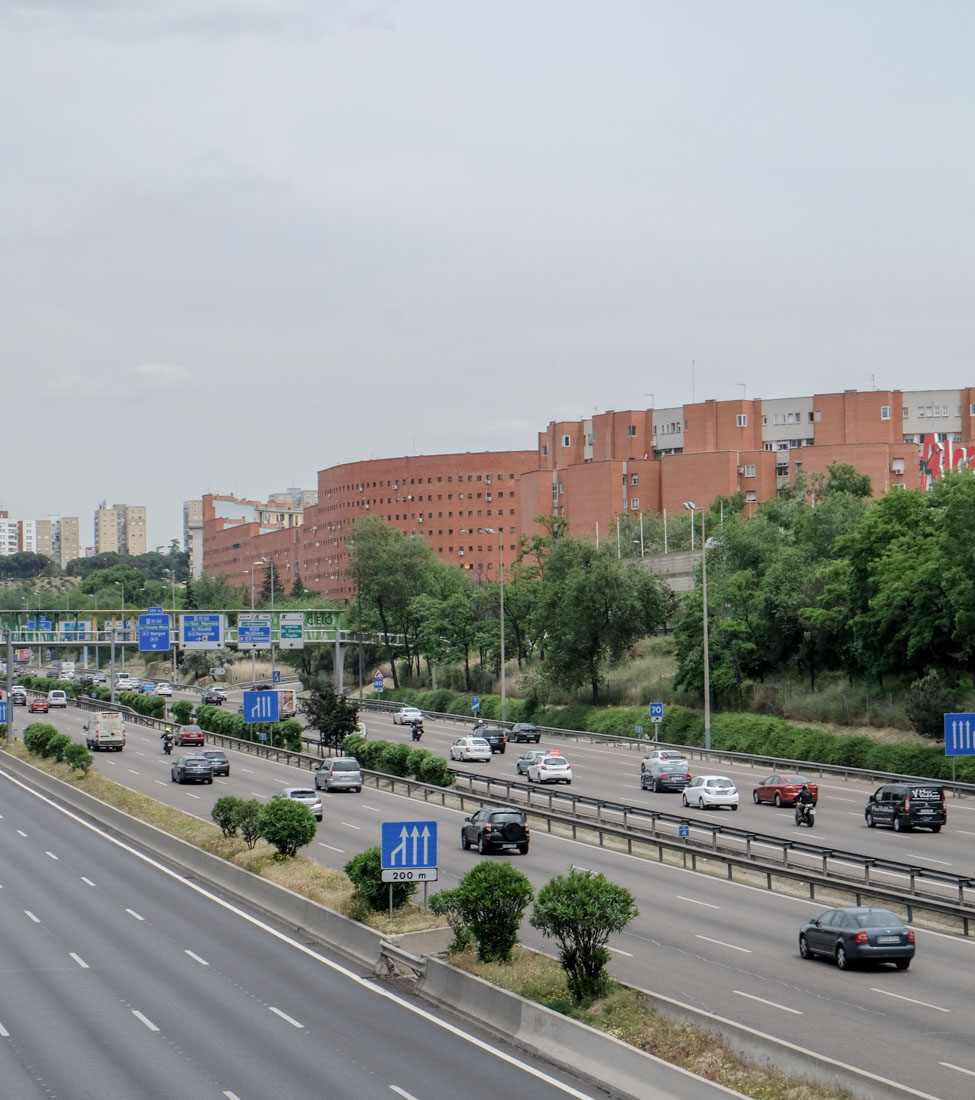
[799,934,811,960]
[208,778,213,784]
[171,773,176,782]
[478,835,488,855]
[681,793,689,807]
[752,790,760,804]
[894,959,910,970]
[461,831,470,850]
[517,843,529,855]
[651,779,658,792]
[640,775,648,790]
[835,944,851,970]
[731,804,738,810]
[865,811,875,828]
[930,824,942,833]
[774,794,783,807]
[354,787,361,793]
[894,816,909,832]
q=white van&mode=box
[47,690,68,708]
[84,712,125,752]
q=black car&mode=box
[200,749,230,776]
[202,689,226,705]
[641,761,693,792]
[461,807,530,855]
[865,783,946,833]
[799,907,915,970]
[76,675,95,691]
[171,755,214,784]
[508,723,541,743]
[475,727,507,754]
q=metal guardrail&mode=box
[358,700,975,799]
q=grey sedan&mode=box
[799,907,915,970]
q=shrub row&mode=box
[21,721,92,773]
[193,704,303,751]
[343,734,453,787]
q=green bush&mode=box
[257,797,317,857]
[378,742,413,776]
[172,700,194,725]
[43,733,72,761]
[418,755,454,787]
[236,799,264,848]
[344,846,416,912]
[63,743,93,774]
[212,796,243,837]
[431,862,533,963]
[23,722,58,756]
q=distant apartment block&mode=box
[0,513,17,556]
[201,386,975,599]
[183,498,204,579]
[94,503,148,556]
[51,516,81,568]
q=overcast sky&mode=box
[3,1,973,549]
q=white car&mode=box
[449,737,493,762]
[155,682,173,696]
[682,775,739,810]
[392,706,424,726]
[528,755,573,784]
[641,749,688,773]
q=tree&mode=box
[303,683,360,750]
[530,869,638,1003]
[62,743,92,774]
[429,862,533,963]
[533,538,670,703]
[344,847,416,912]
[824,462,872,499]
[290,565,306,598]
[905,669,959,739]
[256,798,317,857]
[258,559,285,606]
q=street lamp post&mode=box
[244,569,257,685]
[484,528,506,722]
[683,502,711,750]
[114,581,126,672]
[259,558,275,687]
[163,569,177,682]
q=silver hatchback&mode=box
[314,757,363,793]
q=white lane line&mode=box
[906,854,951,866]
[16,829,27,837]
[871,988,948,1011]
[132,1010,159,1032]
[341,822,361,830]
[241,768,255,774]
[185,950,209,966]
[319,842,345,853]
[269,1006,304,1029]
[154,780,169,787]
[0,1022,8,1037]
[25,911,40,923]
[81,877,96,887]
[734,991,803,1014]
[956,830,975,837]
[45,851,59,860]
[677,896,720,909]
[362,804,382,812]
[186,793,201,800]
[940,1063,975,1078]
[223,1092,243,1100]
[69,952,89,969]
[128,769,140,775]
[695,935,752,953]
[608,946,633,956]
[249,792,263,798]
[125,909,145,921]
[390,1087,421,1100]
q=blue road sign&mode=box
[373,673,384,692]
[649,702,664,723]
[237,614,272,650]
[944,712,975,756]
[0,701,6,723]
[678,824,690,838]
[471,695,480,713]
[138,612,172,652]
[636,725,644,734]
[243,690,279,723]
[382,820,438,870]
[272,669,281,683]
[181,614,224,650]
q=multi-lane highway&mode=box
[13,699,975,1098]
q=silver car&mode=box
[314,757,363,793]
[275,787,323,821]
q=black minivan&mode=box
[865,783,946,833]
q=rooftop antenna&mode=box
[864,374,876,390]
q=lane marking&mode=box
[16,829,27,837]
[128,769,140,776]
[905,854,951,866]
[69,952,89,969]
[81,877,96,886]
[319,842,345,853]
[940,1063,975,1078]
[269,1006,304,1029]
[186,793,201,800]
[695,935,752,953]
[362,804,382,812]
[390,1087,421,1100]
[223,1093,243,1100]
[125,909,145,921]
[0,1022,8,1037]
[185,950,209,966]
[45,851,59,860]
[871,988,948,1011]
[25,911,40,923]
[341,822,361,830]
[677,896,720,909]
[734,991,803,1014]
[132,1010,159,1031]
[607,946,633,956]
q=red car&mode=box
[752,774,818,807]
[175,724,205,747]
[28,699,50,713]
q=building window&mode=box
[541,444,548,456]
[562,435,571,447]
[631,474,639,485]
[736,414,747,427]
[627,425,637,436]
[903,407,909,417]
[880,405,890,420]
[746,491,757,502]
[630,497,639,510]
[744,464,756,477]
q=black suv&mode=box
[202,689,226,705]
[508,723,540,743]
[865,783,946,833]
[474,726,507,754]
[461,807,530,855]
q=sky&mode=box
[3,1,973,549]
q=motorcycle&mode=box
[162,737,174,756]
[795,802,816,827]
[410,722,424,742]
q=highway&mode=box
[0,759,620,1100]
[15,697,975,1098]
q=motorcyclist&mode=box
[796,784,815,824]
[410,718,424,741]
[161,726,174,754]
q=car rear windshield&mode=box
[658,763,687,772]
[854,910,899,927]
[543,758,568,767]
[290,790,316,798]
[471,739,490,749]
[491,812,526,824]
[332,761,360,771]
[707,778,734,787]
[783,775,808,783]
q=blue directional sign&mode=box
[381,820,438,882]
[243,690,279,723]
[471,695,480,714]
[944,712,975,756]
[180,613,225,650]
[237,614,271,650]
[138,612,172,652]
[649,702,664,723]
[0,700,6,723]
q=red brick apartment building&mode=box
[203,387,975,599]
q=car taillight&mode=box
[904,795,911,811]
[907,930,915,943]
[856,931,869,944]
[484,823,494,832]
